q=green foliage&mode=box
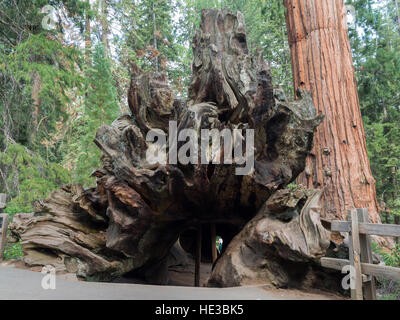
[0,33,84,157]
[3,241,23,260]
[372,242,400,300]
[0,142,71,212]
[119,0,184,82]
[384,244,400,268]
[286,183,298,191]
[372,242,400,267]
[63,43,120,187]
[0,0,86,157]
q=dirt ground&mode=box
[168,260,213,287]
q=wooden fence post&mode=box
[0,214,9,261]
[321,211,400,299]
[349,209,364,300]
[0,193,6,213]
[357,208,377,300]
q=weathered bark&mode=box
[9,185,135,280]
[284,0,381,223]
[208,187,341,291]
[10,9,330,289]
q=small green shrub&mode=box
[0,142,71,213]
[3,204,28,222]
[373,242,400,267]
[372,242,400,300]
[3,241,23,260]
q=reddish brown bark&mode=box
[284,0,380,223]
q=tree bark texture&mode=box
[284,0,381,224]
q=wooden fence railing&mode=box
[321,208,400,300]
[0,193,5,213]
[0,193,8,261]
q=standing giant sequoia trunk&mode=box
[284,0,381,223]
[10,10,339,290]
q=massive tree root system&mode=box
[10,9,339,290]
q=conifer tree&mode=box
[69,43,120,186]
[118,0,185,88]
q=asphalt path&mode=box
[0,266,340,300]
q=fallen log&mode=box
[10,9,333,289]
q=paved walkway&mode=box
[0,266,341,300]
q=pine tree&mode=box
[122,0,179,74]
[0,0,88,211]
[0,0,86,156]
[67,43,120,186]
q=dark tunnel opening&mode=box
[179,223,241,263]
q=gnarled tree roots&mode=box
[10,9,338,291]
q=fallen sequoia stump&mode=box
[208,187,336,288]
[10,9,340,290]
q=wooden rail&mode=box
[321,208,400,300]
[0,194,8,261]
[321,257,400,280]
[0,214,9,261]
[0,193,6,213]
